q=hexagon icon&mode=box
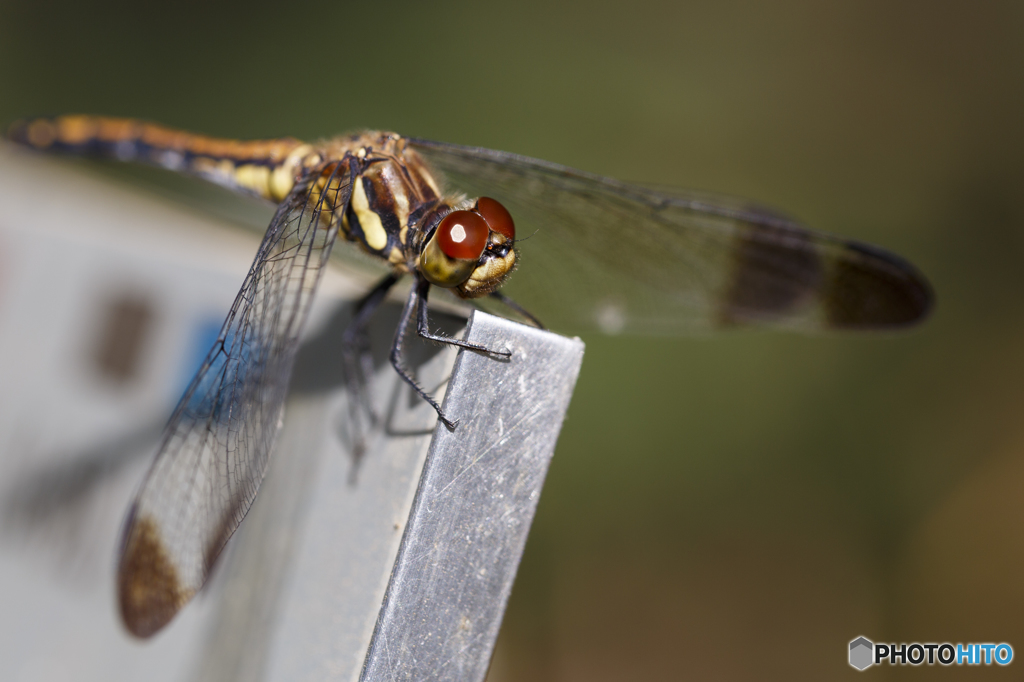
[849,637,874,670]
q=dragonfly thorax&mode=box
[335,133,439,269]
[333,132,517,298]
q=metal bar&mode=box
[360,313,585,682]
[194,306,583,682]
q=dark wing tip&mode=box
[824,242,934,329]
[720,223,824,326]
[117,512,192,638]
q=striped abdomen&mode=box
[7,115,313,202]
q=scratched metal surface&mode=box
[193,310,583,682]
[360,313,585,682]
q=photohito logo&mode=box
[849,636,1013,670]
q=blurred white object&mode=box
[0,144,271,679]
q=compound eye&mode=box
[474,197,515,240]
[436,210,489,260]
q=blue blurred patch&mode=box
[176,316,224,400]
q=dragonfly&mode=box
[7,115,932,638]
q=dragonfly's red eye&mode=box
[436,210,489,260]
[474,197,515,240]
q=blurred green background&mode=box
[2,0,1022,678]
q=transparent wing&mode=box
[408,139,933,334]
[116,161,351,637]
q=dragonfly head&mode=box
[418,196,517,298]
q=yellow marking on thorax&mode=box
[383,165,411,220]
[387,245,406,266]
[350,179,388,251]
[420,167,442,198]
[381,165,412,253]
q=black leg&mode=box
[416,279,511,357]
[488,290,546,329]
[389,283,459,429]
[342,273,400,347]
[341,274,401,397]
[339,274,401,460]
